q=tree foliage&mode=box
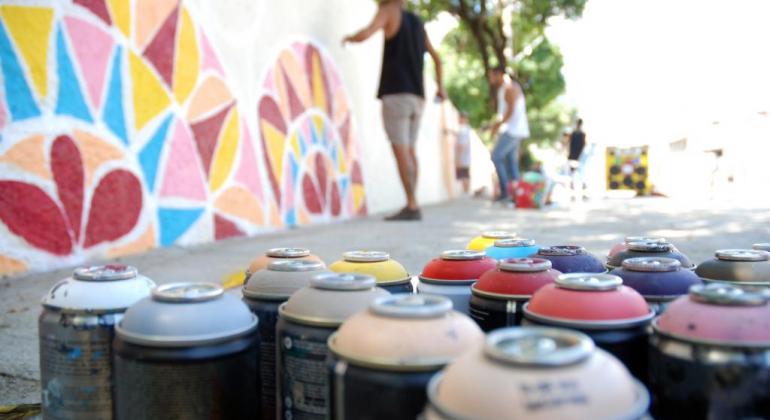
[409,0,587,146]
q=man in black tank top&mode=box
[344,0,445,221]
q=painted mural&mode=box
[0,1,365,275]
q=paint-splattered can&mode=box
[38,265,155,420]
[608,236,668,259]
[246,247,324,280]
[695,249,770,287]
[417,250,498,315]
[650,283,770,419]
[533,245,606,273]
[466,231,516,252]
[113,282,259,419]
[483,238,539,261]
[424,327,649,419]
[607,241,693,270]
[329,251,413,293]
[276,273,388,420]
[243,259,328,420]
[609,257,702,314]
[522,273,654,383]
[470,257,561,330]
[328,294,483,420]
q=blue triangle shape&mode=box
[55,26,92,122]
[0,21,40,121]
[139,114,172,193]
[158,207,204,246]
[103,46,128,144]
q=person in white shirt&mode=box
[487,65,529,204]
[455,112,472,194]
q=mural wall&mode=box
[0,0,365,274]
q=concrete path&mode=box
[2,196,769,404]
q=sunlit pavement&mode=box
[2,196,769,404]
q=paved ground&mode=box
[2,196,769,405]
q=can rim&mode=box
[555,273,622,291]
[484,327,594,366]
[715,249,769,262]
[425,371,650,420]
[152,282,223,303]
[627,241,673,252]
[701,277,770,287]
[115,314,258,347]
[651,318,770,348]
[370,294,452,318]
[342,250,390,262]
[522,302,655,329]
[537,245,586,256]
[310,272,376,290]
[374,276,413,286]
[689,283,767,306]
[441,250,485,261]
[328,333,452,371]
[499,257,551,272]
[265,247,311,258]
[752,243,770,252]
[278,302,344,327]
[625,235,666,244]
[73,264,138,281]
[418,275,477,285]
[471,284,533,300]
[493,238,536,248]
[621,257,681,272]
[267,259,325,272]
[481,230,515,239]
[241,287,291,301]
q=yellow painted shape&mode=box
[0,135,49,179]
[107,0,131,37]
[261,120,286,180]
[73,129,123,185]
[186,75,232,122]
[336,145,348,174]
[278,49,311,107]
[329,258,409,284]
[312,115,324,143]
[172,8,199,103]
[310,52,326,111]
[106,224,155,258]
[0,255,27,275]
[134,0,177,49]
[221,270,246,289]
[214,185,264,226]
[0,6,53,98]
[209,108,239,191]
[289,133,300,158]
[352,185,365,210]
[129,51,170,130]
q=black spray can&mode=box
[114,282,260,419]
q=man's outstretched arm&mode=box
[343,7,388,44]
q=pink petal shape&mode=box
[64,16,114,110]
[83,169,142,247]
[233,121,263,202]
[159,119,207,201]
[0,181,73,255]
[51,135,84,242]
[199,31,224,76]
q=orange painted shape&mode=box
[72,129,124,185]
[186,75,232,122]
[106,224,156,258]
[278,50,311,108]
[0,255,27,275]
[214,185,264,226]
[0,135,49,179]
[134,0,177,50]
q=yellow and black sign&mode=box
[606,146,650,195]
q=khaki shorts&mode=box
[381,93,424,146]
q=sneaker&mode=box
[384,207,422,221]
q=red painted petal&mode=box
[83,170,142,248]
[190,102,233,176]
[51,135,84,241]
[314,153,327,207]
[214,213,244,240]
[257,96,284,205]
[330,182,341,217]
[142,7,179,87]
[302,173,322,214]
[281,66,305,120]
[0,181,73,255]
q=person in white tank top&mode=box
[488,65,529,203]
